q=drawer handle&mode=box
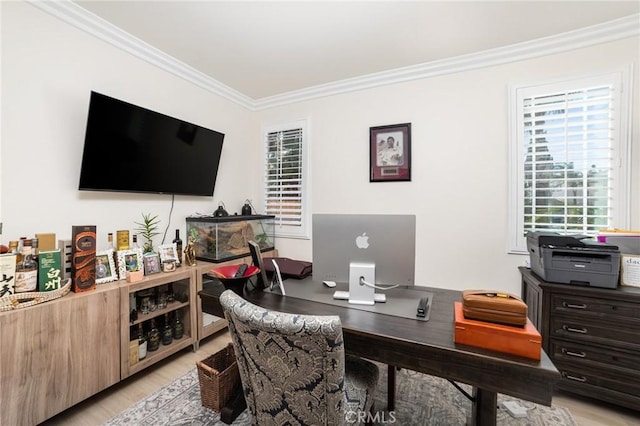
[561,348,586,358]
[562,302,587,309]
[563,325,588,334]
[563,373,587,383]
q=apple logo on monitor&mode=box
[355,232,369,249]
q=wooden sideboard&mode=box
[0,253,266,425]
[520,267,640,410]
[0,283,121,425]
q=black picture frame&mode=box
[370,122,411,182]
[248,240,269,290]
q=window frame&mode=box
[262,118,311,240]
[508,68,632,253]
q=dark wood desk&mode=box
[201,283,560,426]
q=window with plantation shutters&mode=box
[509,70,631,253]
[263,120,309,239]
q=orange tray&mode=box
[454,302,541,360]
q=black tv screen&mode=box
[79,91,224,196]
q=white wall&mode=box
[1,2,260,250]
[2,2,638,295]
[260,37,640,293]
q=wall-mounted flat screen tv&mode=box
[78,91,224,196]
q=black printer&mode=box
[527,231,620,289]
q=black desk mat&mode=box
[264,277,432,321]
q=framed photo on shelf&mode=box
[157,243,181,265]
[370,122,411,182]
[116,248,143,279]
[95,249,117,284]
[143,253,161,275]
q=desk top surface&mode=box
[265,277,433,321]
[239,279,559,405]
[243,280,556,364]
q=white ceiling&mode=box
[73,1,640,100]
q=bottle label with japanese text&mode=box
[39,249,62,292]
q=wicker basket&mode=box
[196,343,241,412]
[0,278,72,312]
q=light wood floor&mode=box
[43,331,640,426]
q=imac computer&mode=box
[312,214,416,305]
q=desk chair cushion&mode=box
[220,290,378,425]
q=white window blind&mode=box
[509,71,630,252]
[263,120,309,239]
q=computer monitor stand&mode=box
[337,262,385,305]
[333,291,386,304]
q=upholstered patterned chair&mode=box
[220,289,379,425]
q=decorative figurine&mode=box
[184,236,197,266]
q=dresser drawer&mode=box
[550,315,640,351]
[555,361,640,397]
[520,267,640,411]
[551,293,640,321]
[550,338,640,372]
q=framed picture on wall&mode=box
[370,122,411,182]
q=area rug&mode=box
[106,366,576,425]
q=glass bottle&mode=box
[157,286,167,309]
[8,240,18,256]
[116,230,130,251]
[15,245,37,293]
[161,313,173,345]
[147,319,160,352]
[173,229,183,265]
[137,324,147,360]
[108,233,119,273]
[132,234,140,250]
[31,238,39,264]
[129,293,137,323]
[167,283,175,303]
[150,287,159,312]
[173,312,184,340]
[16,237,27,264]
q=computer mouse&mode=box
[323,280,337,288]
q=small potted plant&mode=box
[134,213,161,254]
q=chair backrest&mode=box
[219,290,347,425]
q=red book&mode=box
[71,225,97,293]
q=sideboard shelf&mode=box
[126,334,193,377]
[129,300,190,327]
[120,267,197,379]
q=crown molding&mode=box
[28,0,255,110]
[29,1,639,111]
[254,13,640,110]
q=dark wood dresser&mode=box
[519,267,640,410]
